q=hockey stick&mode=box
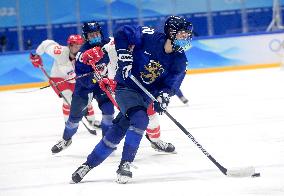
[38,65,97,135]
[16,85,50,93]
[129,74,260,178]
[44,71,98,89]
[17,71,97,94]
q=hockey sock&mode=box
[62,103,70,122]
[86,123,126,167]
[146,104,160,141]
[121,129,143,162]
[121,110,148,162]
[63,120,79,140]
[101,114,114,136]
[86,140,115,167]
[100,102,115,136]
[146,126,161,142]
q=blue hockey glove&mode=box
[154,91,170,114]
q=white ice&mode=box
[1,68,284,196]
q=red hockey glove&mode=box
[30,53,43,68]
[99,78,117,92]
[82,46,104,66]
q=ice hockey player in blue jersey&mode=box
[51,21,115,154]
[71,16,193,184]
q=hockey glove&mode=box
[30,53,43,68]
[82,46,104,66]
[99,78,117,92]
[154,91,170,115]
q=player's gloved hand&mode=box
[154,91,170,115]
[29,53,43,68]
[82,46,104,65]
[94,63,108,77]
[99,78,117,92]
[122,64,132,79]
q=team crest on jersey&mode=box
[140,60,164,84]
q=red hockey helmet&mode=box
[67,34,84,45]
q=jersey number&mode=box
[54,46,62,54]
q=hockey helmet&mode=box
[67,34,84,45]
[82,21,103,45]
[164,16,193,51]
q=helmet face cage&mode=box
[164,16,193,52]
[82,21,103,41]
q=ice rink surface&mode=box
[0,68,284,196]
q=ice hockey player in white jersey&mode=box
[30,35,100,128]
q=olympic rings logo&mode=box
[269,39,284,52]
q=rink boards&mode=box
[0,31,283,91]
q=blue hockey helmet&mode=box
[82,21,103,45]
[164,16,193,51]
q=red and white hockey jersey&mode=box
[36,40,76,83]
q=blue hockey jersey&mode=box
[114,25,188,97]
[74,39,110,95]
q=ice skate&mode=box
[71,163,93,183]
[116,161,133,184]
[146,134,176,153]
[51,138,72,154]
[179,96,189,104]
[88,119,101,129]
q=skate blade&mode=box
[116,175,131,184]
[153,148,177,154]
[69,180,76,184]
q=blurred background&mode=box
[0,0,284,89]
[0,0,282,52]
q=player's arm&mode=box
[114,25,143,79]
[36,40,63,58]
[74,51,96,89]
[103,38,118,80]
[160,55,188,96]
[30,40,59,68]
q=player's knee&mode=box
[99,101,115,115]
[102,114,114,125]
[128,108,149,131]
[104,123,127,145]
[113,112,130,131]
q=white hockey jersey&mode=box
[102,37,118,79]
[36,40,76,83]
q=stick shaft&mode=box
[129,74,228,175]
[38,65,96,134]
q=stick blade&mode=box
[226,166,255,177]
